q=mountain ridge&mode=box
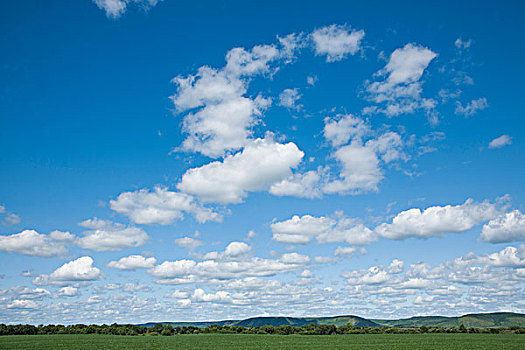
[139,312,525,328]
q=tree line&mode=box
[1,323,524,336]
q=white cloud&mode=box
[93,0,161,19]
[110,186,221,225]
[488,135,512,149]
[484,245,525,267]
[49,230,76,242]
[93,0,127,18]
[364,43,437,120]
[455,97,488,117]
[481,210,525,243]
[272,214,334,244]
[323,114,369,148]
[58,286,79,297]
[272,212,377,245]
[311,24,365,62]
[0,205,21,225]
[306,75,317,86]
[454,38,472,50]
[278,88,302,110]
[107,255,157,270]
[224,242,252,258]
[7,299,38,309]
[300,269,313,278]
[168,290,189,299]
[269,170,322,199]
[148,250,309,283]
[323,140,382,194]
[4,213,21,225]
[76,218,149,251]
[0,230,68,257]
[33,257,102,286]
[334,246,356,258]
[170,37,296,158]
[177,136,304,203]
[174,237,204,251]
[192,288,232,303]
[3,286,51,299]
[322,116,405,195]
[376,199,499,240]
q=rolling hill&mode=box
[140,312,525,328]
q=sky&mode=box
[1,0,525,325]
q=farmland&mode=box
[0,334,524,350]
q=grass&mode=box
[0,334,524,350]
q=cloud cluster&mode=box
[455,97,488,117]
[271,212,377,245]
[148,242,309,284]
[364,43,437,120]
[76,218,149,251]
[323,115,405,194]
[110,186,221,224]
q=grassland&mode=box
[0,334,524,350]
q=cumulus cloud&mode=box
[177,136,304,203]
[107,255,157,270]
[0,230,69,257]
[483,245,525,267]
[269,170,323,199]
[58,286,79,297]
[170,37,300,158]
[278,88,302,110]
[33,257,102,286]
[7,299,39,309]
[192,288,232,303]
[311,24,365,62]
[455,97,488,117]
[2,286,51,299]
[271,212,377,245]
[148,248,309,283]
[174,237,204,251]
[93,0,161,19]
[321,115,405,195]
[481,210,525,243]
[376,199,500,240]
[0,205,21,225]
[76,218,149,251]
[364,43,437,120]
[110,186,221,225]
[323,114,369,148]
[323,140,383,194]
[488,134,512,149]
[454,38,472,50]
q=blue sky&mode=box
[1,0,524,324]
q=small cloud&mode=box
[306,75,317,86]
[454,38,472,50]
[455,98,488,117]
[488,135,512,149]
[278,88,302,110]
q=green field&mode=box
[0,334,523,350]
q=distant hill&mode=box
[140,312,525,329]
[372,312,525,328]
